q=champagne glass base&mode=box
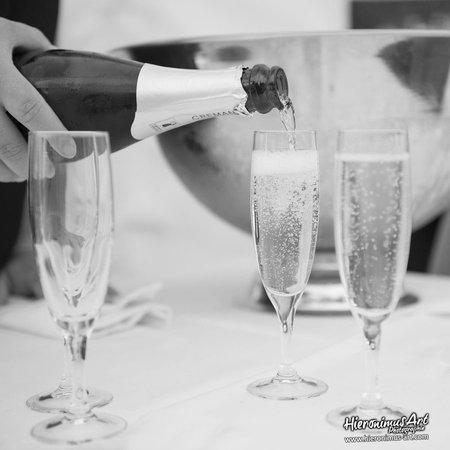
[327,404,409,431]
[31,412,127,445]
[26,388,113,414]
[247,375,328,400]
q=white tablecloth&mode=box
[1,136,448,449]
[0,268,449,450]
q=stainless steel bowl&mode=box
[114,31,450,310]
[116,31,450,255]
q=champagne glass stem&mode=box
[277,310,296,378]
[274,293,300,380]
[59,334,71,391]
[65,329,91,417]
[361,318,383,410]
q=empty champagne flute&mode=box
[28,131,126,444]
[247,130,327,400]
[327,129,412,427]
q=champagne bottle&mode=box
[15,49,289,152]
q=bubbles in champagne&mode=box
[252,150,319,295]
[335,153,411,317]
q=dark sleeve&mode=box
[0,0,59,270]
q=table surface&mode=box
[1,141,449,448]
[1,263,449,450]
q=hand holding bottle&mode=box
[0,17,69,182]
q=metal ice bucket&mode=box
[116,31,450,307]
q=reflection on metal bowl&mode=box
[114,31,450,309]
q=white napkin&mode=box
[0,282,171,339]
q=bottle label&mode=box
[131,64,249,140]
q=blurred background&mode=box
[53,0,450,292]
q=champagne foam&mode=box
[252,150,317,175]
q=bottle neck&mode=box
[131,64,250,139]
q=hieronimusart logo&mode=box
[343,412,430,444]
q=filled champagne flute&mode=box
[327,129,412,426]
[248,130,327,400]
[28,131,126,444]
